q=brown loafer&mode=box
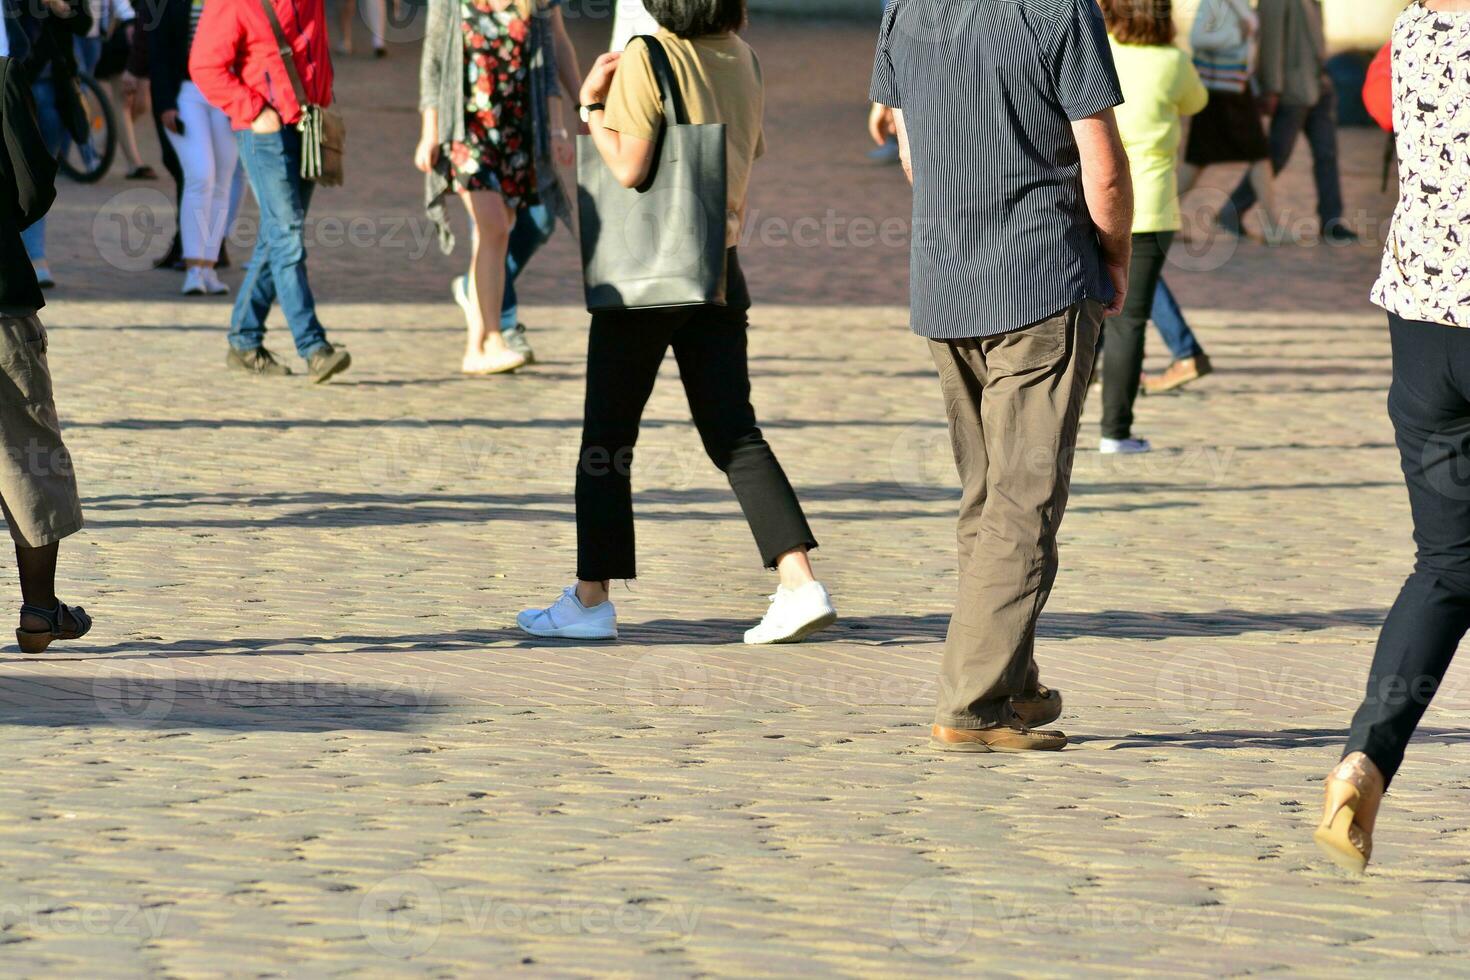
[1010,685,1063,728]
[1142,353,1212,395]
[930,722,1067,753]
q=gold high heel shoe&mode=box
[1314,752,1385,874]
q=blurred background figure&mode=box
[1182,0,1288,244]
[1219,0,1358,243]
[15,0,92,290]
[1098,0,1207,455]
[152,0,239,296]
[79,0,156,179]
[127,2,186,270]
[609,0,657,51]
[336,0,387,58]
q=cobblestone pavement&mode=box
[2,16,1467,978]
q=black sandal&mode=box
[16,602,93,654]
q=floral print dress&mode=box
[1371,1,1470,328]
[446,0,538,207]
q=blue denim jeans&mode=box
[21,81,67,264]
[1225,82,1345,229]
[500,202,555,331]
[229,127,329,359]
[1150,279,1204,361]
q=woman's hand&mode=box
[552,128,574,168]
[414,135,441,174]
[251,107,282,134]
[579,52,621,111]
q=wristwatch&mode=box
[579,103,606,123]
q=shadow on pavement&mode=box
[0,676,452,731]
[1083,727,1470,751]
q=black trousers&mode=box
[1100,231,1173,441]
[575,252,817,582]
[1345,313,1470,786]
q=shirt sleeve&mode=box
[1175,53,1209,117]
[868,0,901,108]
[1046,0,1124,121]
[601,37,662,142]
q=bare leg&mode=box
[577,580,610,607]
[776,546,816,590]
[1248,160,1289,244]
[110,80,146,171]
[337,0,355,54]
[1177,162,1201,197]
[458,189,521,373]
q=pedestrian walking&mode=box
[151,0,241,297]
[417,0,565,376]
[1098,0,1207,454]
[1317,0,1470,875]
[335,0,387,57]
[873,0,1130,750]
[0,54,92,653]
[1220,0,1357,243]
[1141,279,1213,395]
[1181,0,1288,247]
[189,0,353,383]
[79,0,157,180]
[127,4,188,270]
[437,0,582,368]
[518,0,837,645]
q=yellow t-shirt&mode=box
[602,29,766,246]
[1107,37,1209,234]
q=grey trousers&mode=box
[928,301,1103,729]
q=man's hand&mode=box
[1072,109,1134,317]
[251,106,282,134]
[1102,259,1129,317]
[1259,92,1280,117]
[868,103,895,147]
[579,52,621,110]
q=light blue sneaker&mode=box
[518,586,618,641]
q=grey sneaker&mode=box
[307,344,352,384]
[504,323,536,363]
[226,346,292,377]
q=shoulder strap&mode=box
[636,34,687,127]
[257,0,310,109]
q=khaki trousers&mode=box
[928,301,1103,729]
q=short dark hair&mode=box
[1099,0,1175,46]
[642,0,747,38]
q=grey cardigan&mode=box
[419,0,571,254]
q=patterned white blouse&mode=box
[1372,1,1470,328]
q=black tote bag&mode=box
[577,36,728,312]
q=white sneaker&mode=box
[744,582,837,645]
[182,267,206,295]
[517,586,618,640]
[452,275,471,317]
[1099,437,1152,455]
[202,268,230,295]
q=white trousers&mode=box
[165,81,239,263]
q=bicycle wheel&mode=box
[58,74,118,184]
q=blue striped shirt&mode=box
[871,0,1124,338]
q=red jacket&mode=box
[1364,42,1393,133]
[189,0,334,130]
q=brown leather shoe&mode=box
[1142,353,1212,395]
[1010,685,1062,728]
[930,721,1067,753]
